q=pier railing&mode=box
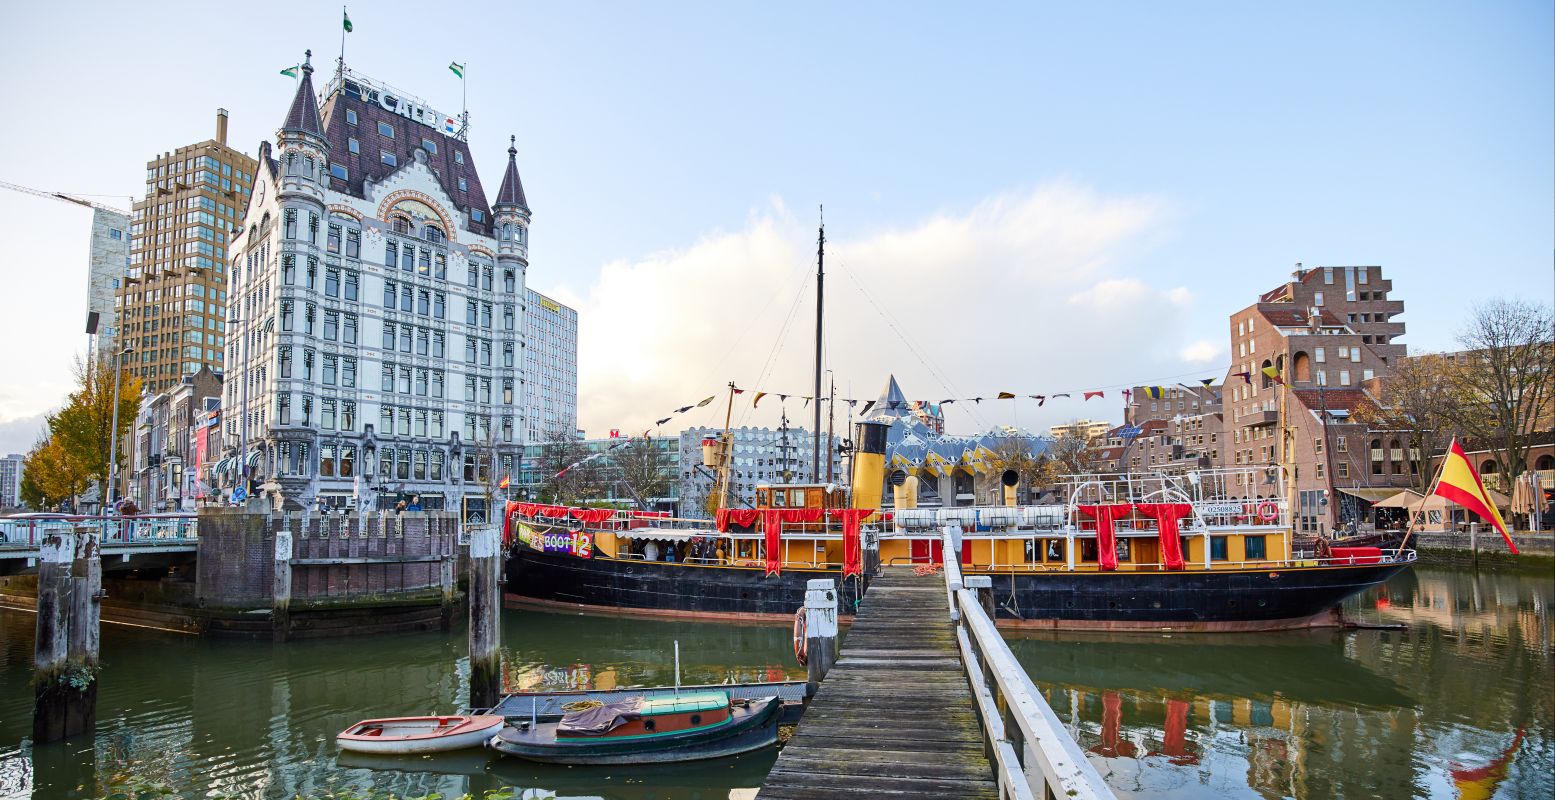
[941,526,1114,800]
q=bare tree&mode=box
[1444,299,1554,485]
[539,429,598,505]
[1353,353,1460,493]
[613,436,672,510]
[1047,431,1093,478]
[984,437,1058,501]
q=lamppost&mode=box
[107,345,134,508]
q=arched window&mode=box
[1389,438,1403,474]
[1370,439,1384,476]
[1291,352,1311,383]
[1480,460,1498,474]
[391,215,411,234]
[1536,455,1554,472]
[422,225,444,243]
[502,223,513,241]
[1260,359,1275,389]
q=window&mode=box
[416,328,429,355]
[345,229,360,258]
[386,241,397,268]
[378,121,394,138]
[418,248,432,274]
[503,341,514,367]
[400,286,413,312]
[399,325,412,352]
[383,280,396,309]
[433,293,445,318]
[344,272,359,302]
[480,340,491,366]
[280,301,294,331]
[327,225,341,254]
[284,209,297,239]
[432,371,445,398]
[1315,347,1325,363]
[464,376,477,401]
[329,164,348,181]
[278,346,292,378]
[466,299,478,325]
[421,137,437,154]
[381,322,396,350]
[348,137,360,154]
[342,403,356,433]
[323,310,338,340]
[346,109,358,126]
[401,243,414,271]
[1244,536,1266,560]
[342,356,356,387]
[1314,292,1324,306]
[417,290,430,316]
[1337,462,1349,478]
[465,338,476,363]
[381,150,397,167]
[416,369,428,396]
[320,442,336,475]
[398,367,412,394]
[504,270,516,293]
[324,268,340,297]
[434,253,447,280]
[1210,536,1228,561]
[458,177,467,191]
[454,151,464,165]
[282,255,295,285]
[480,303,492,328]
[472,209,483,223]
[503,304,514,330]
[432,332,445,358]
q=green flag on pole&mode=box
[449,62,465,79]
[343,10,353,32]
[280,65,300,78]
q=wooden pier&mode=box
[759,567,998,799]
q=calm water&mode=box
[0,566,1550,799]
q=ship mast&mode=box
[716,381,736,512]
[812,210,825,483]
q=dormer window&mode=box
[471,209,484,223]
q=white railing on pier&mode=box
[941,526,1115,800]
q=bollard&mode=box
[966,575,995,620]
[34,529,100,743]
[468,525,502,710]
[804,578,839,697]
[273,526,293,642]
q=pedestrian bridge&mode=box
[0,514,198,562]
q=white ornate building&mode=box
[222,54,531,510]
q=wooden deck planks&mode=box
[758,568,997,799]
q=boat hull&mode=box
[506,547,1410,632]
[487,697,780,764]
[336,715,504,755]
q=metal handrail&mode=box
[941,526,1113,800]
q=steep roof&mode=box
[494,136,529,210]
[318,77,493,238]
[282,58,323,136]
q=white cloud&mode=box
[1179,339,1225,364]
[571,182,1221,438]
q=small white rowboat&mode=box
[337,715,505,755]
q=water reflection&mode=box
[0,608,800,799]
[1010,566,1554,799]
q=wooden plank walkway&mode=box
[759,567,997,799]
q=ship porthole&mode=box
[644,719,656,731]
[1152,601,1161,609]
[690,714,701,725]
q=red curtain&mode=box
[761,510,784,576]
[569,508,615,525]
[515,503,541,518]
[828,509,873,577]
[502,501,521,547]
[1078,504,1132,571]
[715,508,760,532]
[539,505,572,518]
[1134,502,1193,570]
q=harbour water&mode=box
[1,565,1550,799]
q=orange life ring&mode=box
[793,608,808,666]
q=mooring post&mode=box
[468,524,502,710]
[33,529,95,743]
[966,575,995,620]
[272,523,293,643]
[439,518,456,631]
[804,578,839,696]
[1468,522,1478,570]
[66,527,102,737]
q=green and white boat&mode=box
[487,690,780,765]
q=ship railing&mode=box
[941,526,1113,800]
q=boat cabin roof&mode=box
[640,691,729,715]
[754,484,845,511]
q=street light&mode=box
[107,345,134,508]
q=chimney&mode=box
[216,108,229,146]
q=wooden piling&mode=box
[33,529,101,743]
[273,524,293,643]
[468,525,502,709]
[1468,522,1478,570]
[804,578,839,695]
[965,575,995,620]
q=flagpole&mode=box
[339,6,347,75]
[1397,443,1451,553]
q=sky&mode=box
[0,1,1549,453]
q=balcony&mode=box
[1243,409,1278,427]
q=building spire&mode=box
[494,134,528,210]
[281,50,323,136]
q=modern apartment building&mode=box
[0,453,23,509]
[677,425,838,517]
[120,109,256,393]
[523,288,578,444]
[1048,419,1111,441]
[87,208,131,359]
[221,56,531,511]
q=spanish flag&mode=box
[1434,438,1516,554]
[498,475,511,489]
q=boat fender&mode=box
[793,608,808,666]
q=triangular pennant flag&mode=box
[733,387,745,395]
[696,396,716,407]
[675,406,693,414]
[1200,378,1215,387]
[997,391,1016,400]
[1233,372,1252,384]
[1051,393,1071,399]
[861,401,876,414]
[1122,389,1133,401]
[656,416,672,426]
[779,394,789,402]
[753,391,768,408]
[940,399,955,405]
[1084,391,1105,401]
[342,9,353,32]
[971,397,984,404]
[803,398,811,408]
[1261,365,1284,385]
[280,65,301,78]
[1030,395,1046,406]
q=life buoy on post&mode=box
[792,608,808,666]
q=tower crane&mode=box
[0,179,131,215]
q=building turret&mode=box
[276,51,329,207]
[492,135,531,264]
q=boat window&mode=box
[1080,540,1098,562]
[1045,539,1064,562]
[790,489,807,507]
[1244,535,1267,560]
[1115,539,1132,562]
[690,714,701,725]
[771,490,786,508]
[643,719,656,731]
[1210,536,1229,561]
